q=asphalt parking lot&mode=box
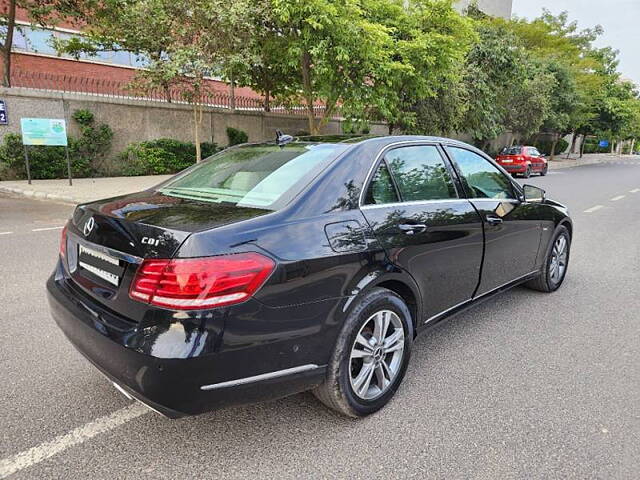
[1,158,639,479]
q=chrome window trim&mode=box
[68,231,143,265]
[358,140,459,208]
[468,197,522,203]
[200,364,320,391]
[360,198,470,210]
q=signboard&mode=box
[20,118,68,146]
[599,140,609,148]
[0,100,7,125]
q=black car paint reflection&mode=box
[47,135,572,417]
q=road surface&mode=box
[1,159,639,479]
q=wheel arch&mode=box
[558,219,573,239]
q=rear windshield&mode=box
[502,146,522,155]
[158,143,348,210]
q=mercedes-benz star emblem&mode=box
[83,217,95,237]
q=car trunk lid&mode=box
[64,190,270,321]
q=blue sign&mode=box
[20,118,68,146]
[0,100,7,125]
[599,140,609,148]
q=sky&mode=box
[512,0,640,86]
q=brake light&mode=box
[129,253,275,310]
[59,224,68,258]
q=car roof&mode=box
[287,134,478,149]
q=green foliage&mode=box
[226,127,248,146]
[0,133,92,180]
[118,138,220,176]
[582,138,610,154]
[56,0,260,160]
[40,0,640,149]
[366,0,475,133]
[0,109,111,180]
[530,138,570,156]
[71,109,114,174]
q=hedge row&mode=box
[0,113,250,180]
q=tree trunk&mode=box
[580,135,586,158]
[1,0,17,88]
[550,135,559,161]
[162,82,172,103]
[264,89,271,112]
[566,131,577,159]
[610,140,615,154]
[229,71,236,111]
[193,102,203,162]
[388,123,395,135]
[630,138,636,155]
[300,51,318,134]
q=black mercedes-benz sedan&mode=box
[47,135,572,418]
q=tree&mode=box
[459,21,548,148]
[260,0,391,134]
[0,0,73,86]
[539,61,580,159]
[503,64,555,144]
[56,0,258,161]
[409,72,467,136]
[235,0,298,112]
[364,0,474,134]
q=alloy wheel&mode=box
[349,310,405,400]
[549,235,568,284]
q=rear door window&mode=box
[504,146,522,155]
[364,163,400,205]
[384,145,457,202]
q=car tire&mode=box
[313,287,413,417]
[540,165,548,176]
[525,225,571,292]
[522,165,532,178]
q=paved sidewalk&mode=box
[546,153,633,170]
[0,153,636,205]
[0,175,172,204]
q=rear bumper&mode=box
[498,163,527,173]
[47,263,331,417]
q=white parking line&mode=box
[584,205,604,213]
[0,404,148,479]
[631,188,640,193]
[610,195,625,201]
[31,226,64,232]
[0,231,13,236]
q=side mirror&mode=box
[523,184,545,203]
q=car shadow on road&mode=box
[80,286,561,472]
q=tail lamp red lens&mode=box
[59,224,68,258]
[129,252,275,310]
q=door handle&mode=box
[485,215,503,226]
[398,223,427,235]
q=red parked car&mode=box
[496,146,548,178]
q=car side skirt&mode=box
[418,270,541,333]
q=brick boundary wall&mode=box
[0,87,389,162]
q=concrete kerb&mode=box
[0,185,81,205]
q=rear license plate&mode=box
[501,159,513,163]
[78,244,123,286]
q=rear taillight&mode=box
[59,224,68,258]
[129,253,275,310]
